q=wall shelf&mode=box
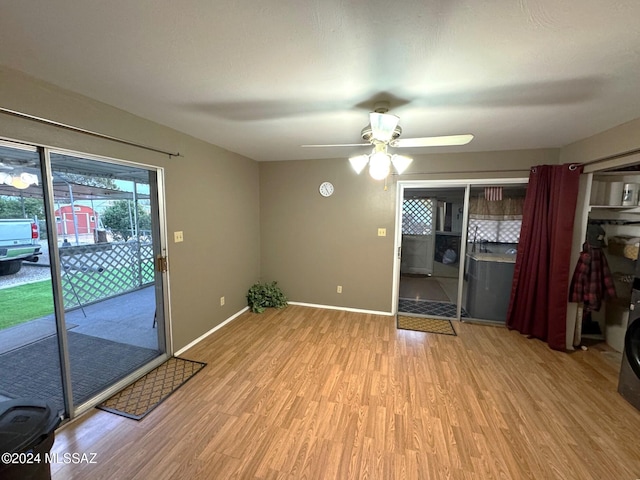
[589,205,640,211]
[588,205,640,221]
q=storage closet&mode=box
[581,172,640,352]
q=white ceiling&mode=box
[1,1,639,161]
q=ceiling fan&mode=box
[302,101,474,150]
[302,101,474,180]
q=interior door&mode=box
[399,188,465,319]
[401,235,434,275]
[400,196,435,275]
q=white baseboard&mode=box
[288,301,393,316]
[174,306,249,357]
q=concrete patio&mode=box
[0,285,161,408]
[0,285,159,354]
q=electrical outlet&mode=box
[377,228,386,237]
[174,231,184,243]
[337,285,342,293]
[220,296,225,306]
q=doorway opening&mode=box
[394,179,528,323]
[398,186,466,318]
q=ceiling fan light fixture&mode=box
[0,172,11,185]
[11,175,30,189]
[391,154,413,174]
[369,151,391,180]
[348,154,369,175]
[20,172,38,186]
[369,112,400,143]
[0,171,39,189]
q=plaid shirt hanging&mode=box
[569,242,616,312]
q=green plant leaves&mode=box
[247,281,288,313]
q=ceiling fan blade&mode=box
[393,134,474,148]
[369,112,400,142]
[301,143,370,148]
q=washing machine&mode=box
[618,285,640,411]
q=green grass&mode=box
[0,262,154,330]
[0,279,54,330]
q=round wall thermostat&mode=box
[319,181,334,197]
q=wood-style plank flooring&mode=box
[51,306,640,479]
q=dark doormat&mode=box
[0,331,159,413]
[397,315,457,336]
[398,299,469,318]
[97,357,206,420]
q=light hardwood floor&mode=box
[51,306,640,479]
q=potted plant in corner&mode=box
[247,281,288,313]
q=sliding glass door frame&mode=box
[3,139,172,420]
[392,178,528,318]
[40,147,75,415]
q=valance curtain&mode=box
[506,164,582,350]
[468,196,524,220]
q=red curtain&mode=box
[506,164,583,350]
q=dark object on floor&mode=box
[397,315,457,336]
[97,357,206,420]
[0,399,61,480]
[0,332,159,413]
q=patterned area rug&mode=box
[397,315,457,336]
[398,298,469,318]
[97,357,206,420]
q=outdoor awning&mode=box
[0,148,151,200]
[0,179,149,200]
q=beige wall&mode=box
[560,117,640,165]
[0,66,260,351]
[260,149,558,313]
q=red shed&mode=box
[55,205,98,236]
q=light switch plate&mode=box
[378,228,386,237]
[174,231,184,243]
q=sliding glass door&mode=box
[396,180,528,323]
[0,140,168,418]
[461,185,526,324]
[0,141,65,409]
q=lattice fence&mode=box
[402,198,434,235]
[59,242,155,309]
